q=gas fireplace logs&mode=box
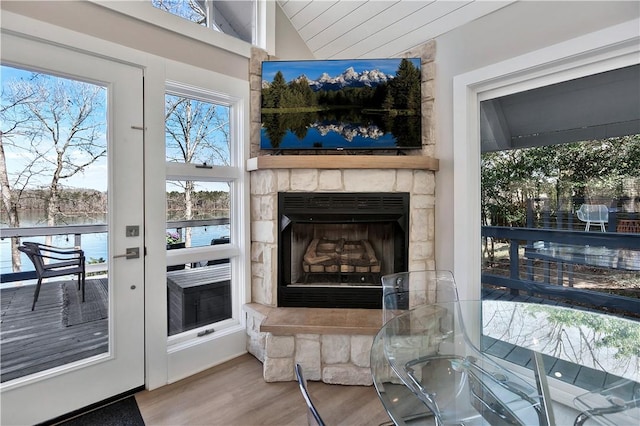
[303,238,381,274]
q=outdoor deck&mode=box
[0,278,108,383]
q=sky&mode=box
[261,57,421,83]
[2,65,109,192]
[2,65,232,194]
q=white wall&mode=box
[1,0,250,79]
[274,3,314,59]
[433,1,640,290]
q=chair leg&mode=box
[32,278,43,311]
[79,272,86,302]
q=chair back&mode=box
[381,270,458,324]
[577,204,609,222]
[18,243,46,275]
[375,270,461,424]
[371,332,433,426]
[295,364,325,426]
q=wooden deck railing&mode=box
[0,218,230,284]
[482,226,640,314]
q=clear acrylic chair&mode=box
[371,330,435,426]
[573,378,640,426]
[381,270,459,324]
[372,270,460,426]
[295,363,326,426]
[378,270,548,426]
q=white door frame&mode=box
[0,32,145,425]
[452,19,640,301]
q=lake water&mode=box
[1,212,230,275]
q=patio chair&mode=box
[18,242,86,310]
[576,204,609,232]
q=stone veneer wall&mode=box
[245,304,379,385]
[245,42,437,385]
[250,168,436,305]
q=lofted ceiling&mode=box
[276,0,515,59]
[212,0,516,59]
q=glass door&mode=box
[0,33,144,425]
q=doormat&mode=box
[62,279,108,327]
[56,396,145,426]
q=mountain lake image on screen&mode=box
[260,58,422,151]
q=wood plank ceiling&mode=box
[277,0,515,59]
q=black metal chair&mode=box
[18,242,86,310]
[295,363,326,426]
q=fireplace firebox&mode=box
[278,192,409,308]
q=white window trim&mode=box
[452,18,640,302]
[162,66,250,382]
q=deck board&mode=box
[0,278,108,382]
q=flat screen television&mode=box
[260,58,422,151]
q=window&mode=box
[152,0,256,45]
[479,65,640,318]
[451,21,639,308]
[164,82,242,338]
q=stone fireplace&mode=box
[278,192,409,309]
[246,167,437,384]
[249,168,436,307]
[245,41,438,385]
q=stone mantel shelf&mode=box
[247,155,439,171]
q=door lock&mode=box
[126,225,140,237]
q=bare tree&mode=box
[1,69,106,271]
[1,77,40,270]
[152,0,206,25]
[165,94,230,247]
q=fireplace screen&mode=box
[278,192,409,308]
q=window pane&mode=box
[152,0,206,26]
[165,94,231,166]
[481,136,640,318]
[166,180,231,250]
[165,179,231,336]
[151,0,255,45]
[0,65,109,381]
[167,263,232,336]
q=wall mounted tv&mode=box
[260,58,422,151]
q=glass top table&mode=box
[372,300,639,426]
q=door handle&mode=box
[113,247,140,259]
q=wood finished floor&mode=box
[135,354,391,426]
